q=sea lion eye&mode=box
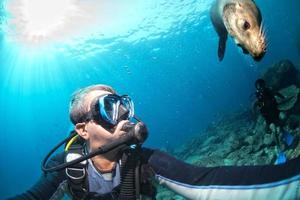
[243,21,251,30]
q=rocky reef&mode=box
[156,59,300,199]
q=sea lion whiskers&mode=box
[259,20,264,37]
[262,27,266,39]
[257,20,267,52]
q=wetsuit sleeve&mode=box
[7,153,66,200]
[147,149,300,200]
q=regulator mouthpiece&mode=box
[122,122,148,145]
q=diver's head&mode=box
[223,2,266,61]
[69,84,135,151]
[255,78,266,90]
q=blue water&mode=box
[0,0,299,198]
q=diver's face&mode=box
[77,90,127,151]
[256,83,265,91]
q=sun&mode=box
[24,0,70,35]
[6,0,75,42]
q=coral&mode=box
[277,85,299,111]
[262,60,300,91]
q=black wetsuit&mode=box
[8,148,300,200]
[256,88,284,126]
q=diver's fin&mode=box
[282,131,295,147]
[275,152,287,165]
[218,34,227,61]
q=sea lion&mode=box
[210,0,266,61]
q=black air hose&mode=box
[119,149,140,200]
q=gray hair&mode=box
[69,84,115,124]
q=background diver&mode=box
[253,78,295,164]
[9,84,300,200]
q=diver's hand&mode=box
[113,120,148,144]
[112,120,130,139]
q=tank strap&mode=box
[65,144,88,200]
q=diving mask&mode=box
[87,94,135,127]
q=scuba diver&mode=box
[254,79,285,126]
[9,84,300,200]
[253,79,294,164]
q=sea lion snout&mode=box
[253,52,265,61]
[252,44,266,61]
[244,27,267,59]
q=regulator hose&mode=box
[119,148,141,200]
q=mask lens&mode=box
[121,95,134,119]
[99,95,119,125]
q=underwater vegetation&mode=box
[156,59,300,199]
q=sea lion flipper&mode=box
[218,33,227,61]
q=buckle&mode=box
[66,167,86,180]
